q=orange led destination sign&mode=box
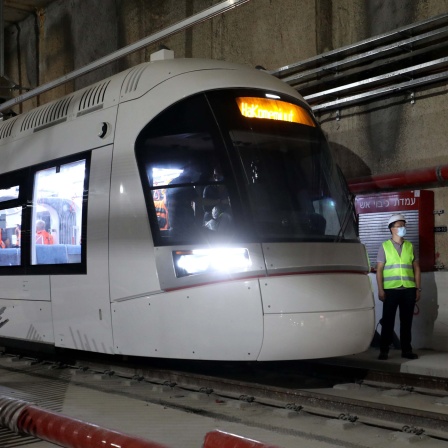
[236,97,315,127]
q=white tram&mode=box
[0,58,374,360]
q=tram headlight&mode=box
[173,248,252,278]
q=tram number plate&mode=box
[434,226,447,233]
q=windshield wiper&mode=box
[334,192,355,242]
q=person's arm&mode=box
[376,262,386,301]
[413,259,421,302]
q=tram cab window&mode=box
[135,94,235,246]
[31,159,86,265]
[227,128,334,239]
[204,90,358,242]
[136,90,357,245]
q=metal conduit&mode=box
[0,396,170,448]
[348,165,448,194]
[310,70,448,112]
[270,13,448,77]
[282,25,448,86]
[304,56,448,102]
[271,12,448,113]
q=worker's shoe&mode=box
[378,352,388,360]
[401,352,418,359]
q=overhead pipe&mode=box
[270,12,448,77]
[348,165,448,194]
[0,396,170,448]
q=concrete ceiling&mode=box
[4,0,56,27]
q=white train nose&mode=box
[257,273,375,361]
[257,242,374,360]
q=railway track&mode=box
[0,351,447,447]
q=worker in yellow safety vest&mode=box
[376,214,421,361]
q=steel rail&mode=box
[108,366,448,437]
[0,0,251,113]
[0,355,448,439]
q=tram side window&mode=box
[31,159,86,265]
[0,186,22,266]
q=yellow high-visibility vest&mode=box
[382,240,416,289]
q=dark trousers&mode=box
[379,288,416,354]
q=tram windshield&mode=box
[135,89,357,246]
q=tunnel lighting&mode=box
[236,97,315,126]
[173,247,251,278]
[265,93,280,99]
